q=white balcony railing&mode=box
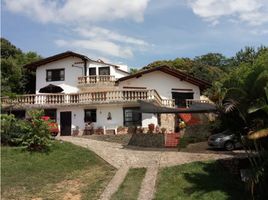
[1,90,175,108]
[78,75,116,85]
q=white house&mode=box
[2,51,210,135]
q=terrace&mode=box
[1,89,175,109]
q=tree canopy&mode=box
[1,38,42,96]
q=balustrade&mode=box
[1,89,178,108]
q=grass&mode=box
[1,140,116,200]
[154,161,246,200]
[111,168,147,200]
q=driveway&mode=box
[58,136,244,200]
[58,136,237,169]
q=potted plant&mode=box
[95,126,104,135]
[148,123,155,134]
[161,127,167,134]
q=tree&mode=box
[194,53,230,69]
[211,50,268,199]
[129,68,139,74]
[0,38,41,96]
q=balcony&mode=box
[186,99,210,108]
[78,75,116,86]
[1,89,175,109]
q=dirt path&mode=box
[58,136,240,200]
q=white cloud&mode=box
[55,38,133,58]
[54,26,149,59]
[187,0,268,26]
[3,0,150,23]
[3,0,151,59]
[74,27,148,46]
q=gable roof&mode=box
[24,51,91,69]
[23,51,130,74]
[116,66,211,90]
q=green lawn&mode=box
[1,140,116,200]
[155,161,245,200]
[111,168,147,200]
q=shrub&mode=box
[1,114,26,146]
[21,110,51,152]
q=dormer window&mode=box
[99,67,110,75]
[46,69,65,82]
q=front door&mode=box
[60,112,72,136]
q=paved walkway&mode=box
[58,136,236,200]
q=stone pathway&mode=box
[138,166,158,200]
[99,166,129,200]
[58,136,239,200]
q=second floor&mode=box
[2,52,211,109]
[26,51,129,94]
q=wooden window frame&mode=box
[123,107,141,127]
[98,67,110,75]
[84,109,97,123]
[46,68,65,82]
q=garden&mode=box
[1,110,116,200]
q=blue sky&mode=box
[2,0,268,68]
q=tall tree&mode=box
[1,38,41,96]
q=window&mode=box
[84,109,97,122]
[99,67,110,75]
[123,107,141,127]
[44,109,57,121]
[46,69,65,81]
[88,68,96,75]
[172,92,193,107]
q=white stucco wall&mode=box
[96,105,124,128]
[55,105,124,134]
[36,57,83,94]
[55,105,159,133]
[118,71,200,100]
[142,113,158,127]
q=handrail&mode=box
[1,89,175,107]
[78,75,116,84]
[186,99,209,107]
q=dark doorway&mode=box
[172,92,193,107]
[88,67,96,75]
[60,112,72,136]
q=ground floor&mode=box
[9,104,177,136]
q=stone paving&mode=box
[58,136,238,200]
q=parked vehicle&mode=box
[208,130,242,151]
[41,116,59,136]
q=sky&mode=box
[2,0,268,68]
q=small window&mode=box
[88,68,96,75]
[99,67,110,75]
[84,109,97,122]
[123,107,141,127]
[46,69,65,82]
